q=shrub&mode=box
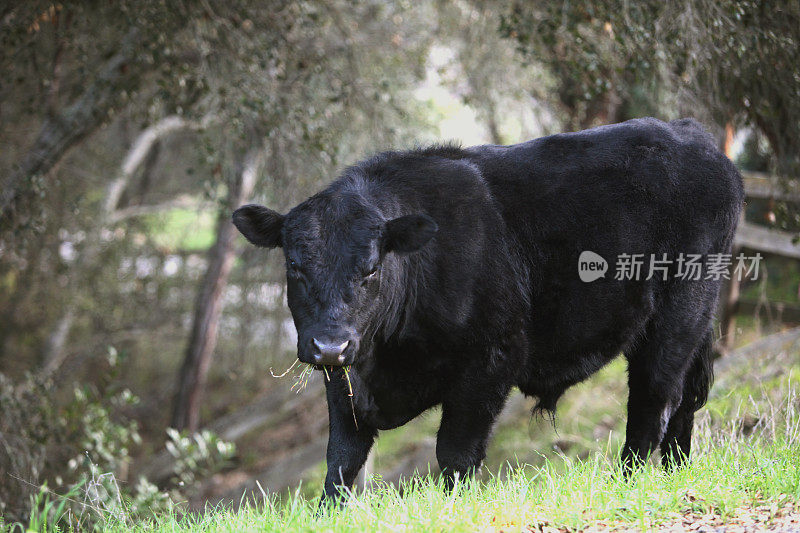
[0,348,234,529]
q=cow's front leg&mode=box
[320,371,376,508]
[436,373,510,490]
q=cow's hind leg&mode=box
[660,329,714,469]
[622,291,715,475]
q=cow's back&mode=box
[465,118,743,403]
[468,118,742,256]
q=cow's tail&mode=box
[686,328,715,411]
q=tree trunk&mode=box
[171,149,262,432]
[485,104,504,145]
[723,121,736,159]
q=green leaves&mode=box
[165,427,236,493]
[500,0,800,180]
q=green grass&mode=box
[94,426,800,531]
[18,388,800,532]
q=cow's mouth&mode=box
[312,360,349,370]
[297,352,352,367]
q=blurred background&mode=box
[1,0,799,523]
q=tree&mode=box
[435,2,550,144]
[500,0,800,175]
[0,2,191,233]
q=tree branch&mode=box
[103,113,216,216]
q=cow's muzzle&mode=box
[305,334,357,366]
[313,338,349,364]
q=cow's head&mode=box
[233,193,437,367]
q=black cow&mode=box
[233,118,743,505]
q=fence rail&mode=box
[719,173,800,353]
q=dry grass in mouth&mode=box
[343,365,358,430]
[291,364,315,393]
[270,359,359,428]
[269,359,312,393]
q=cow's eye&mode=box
[363,266,378,280]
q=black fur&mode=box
[233,117,743,504]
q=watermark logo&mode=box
[578,251,763,282]
[578,251,608,282]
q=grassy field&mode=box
[9,328,800,532]
[30,424,800,532]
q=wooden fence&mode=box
[720,171,800,353]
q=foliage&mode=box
[0,0,437,368]
[501,0,800,176]
[165,428,235,497]
[500,2,650,129]
[432,2,554,143]
[0,350,234,528]
[737,131,772,173]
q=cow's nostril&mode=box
[312,338,350,358]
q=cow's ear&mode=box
[232,204,284,248]
[382,214,438,254]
